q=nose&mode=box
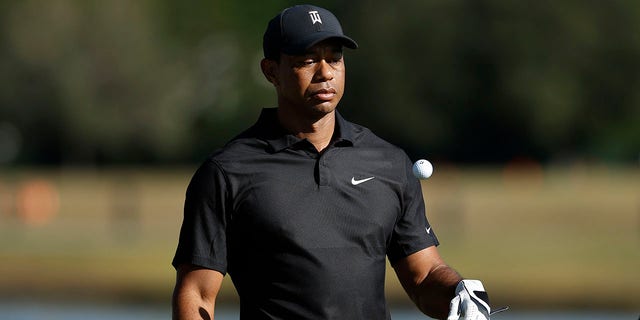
[315,60,334,81]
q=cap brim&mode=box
[282,32,358,55]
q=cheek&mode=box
[286,72,313,93]
[277,74,306,98]
[335,71,346,92]
[297,69,315,84]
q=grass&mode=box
[0,165,638,310]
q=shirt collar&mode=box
[255,108,356,153]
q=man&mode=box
[172,4,494,320]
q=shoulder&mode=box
[206,125,269,163]
[348,120,411,161]
[187,132,265,194]
[338,112,402,150]
[203,108,281,164]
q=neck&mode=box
[277,108,336,152]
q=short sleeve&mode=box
[172,159,229,274]
[386,155,439,263]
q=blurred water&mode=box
[0,302,636,320]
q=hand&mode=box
[447,280,491,320]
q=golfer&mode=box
[172,4,493,320]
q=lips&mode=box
[311,88,337,101]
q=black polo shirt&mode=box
[173,108,439,319]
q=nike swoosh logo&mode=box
[426,227,432,234]
[351,176,375,185]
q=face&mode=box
[263,40,346,119]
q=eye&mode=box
[329,52,343,65]
[295,58,316,68]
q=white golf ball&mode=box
[412,159,433,179]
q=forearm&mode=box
[172,288,215,320]
[172,265,223,320]
[412,264,462,320]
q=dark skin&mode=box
[172,39,462,320]
[393,247,462,319]
[260,40,346,151]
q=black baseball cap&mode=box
[263,4,358,60]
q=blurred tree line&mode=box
[0,0,638,165]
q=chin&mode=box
[309,103,337,117]
[311,99,339,112]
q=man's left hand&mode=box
[447,279,491,320]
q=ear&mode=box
[260,58,279,86]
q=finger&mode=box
[447,295,461,320]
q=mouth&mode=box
[310,88,337,101]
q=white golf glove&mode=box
[447,280,491,320]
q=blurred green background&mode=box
[0,0,638,314]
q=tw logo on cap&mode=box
[308,11,322,24]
